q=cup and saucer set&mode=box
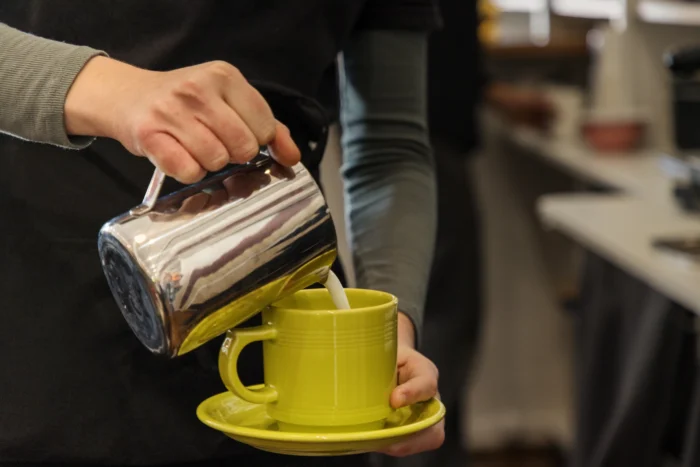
[98,154,445,457]
[197,288,446,456]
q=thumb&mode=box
[391,374,438,408]
[268,122,301,166]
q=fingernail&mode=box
[213,154,229,170]
[396,393,407,407]
[267,145,280,162]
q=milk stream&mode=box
[323,270,351,310]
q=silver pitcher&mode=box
[97,151,337,358]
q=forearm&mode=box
[0,23,105,148]
[339,30,436,345]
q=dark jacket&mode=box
[427,0,486,153]
[0,1,438,465]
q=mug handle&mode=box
[218,326,279,404]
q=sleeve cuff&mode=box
[0,23,107,149]
[399,305,423,349]
[45,47,108,150]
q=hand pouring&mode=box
[97,151,337,358]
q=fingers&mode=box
[392,374,438,409]
[268,121,301,166]
[392,348,439,408]
[194,100,260,164]
[125,60,303,184]
[170,120,231,172]
[206,62,300,166]
[198,110,300,167]
[220,75,277,146]
[379,420,446,458]
[141,132,205,184]
[378,347,444,457]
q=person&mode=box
[372,0,485,466]
[371,1,555,465]
[0,1,443,466]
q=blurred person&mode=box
[0,1,445,466]
[370,0,485,466]
[371,1,556,465]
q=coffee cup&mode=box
[218,288,398,432]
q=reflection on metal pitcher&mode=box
[97,153,337,358]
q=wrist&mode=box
[64,56,149,140]
[397,312,416,349]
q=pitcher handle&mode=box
[130,148,272,216]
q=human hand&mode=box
[379,313,445,457]
[64,56,300,184]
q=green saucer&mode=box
[196,385,445,456]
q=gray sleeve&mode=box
[338,30,436,343]
[0,23,106,149]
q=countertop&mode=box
[500,123,700,314]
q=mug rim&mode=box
[269,288,397,314]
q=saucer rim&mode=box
[196,386,445,444]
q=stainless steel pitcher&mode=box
[97,151,337,358]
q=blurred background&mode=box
[323,1,700,465]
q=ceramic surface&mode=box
[197,388,446,456]
[218,289,398,427]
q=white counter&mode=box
[502,124,700,313]
[538,194,700,314]
[505,125,675,208]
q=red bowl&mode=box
[581,121,645,153]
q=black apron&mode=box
[0,1,423,463]
[0,71,354,467]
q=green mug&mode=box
[219,288,398,432]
